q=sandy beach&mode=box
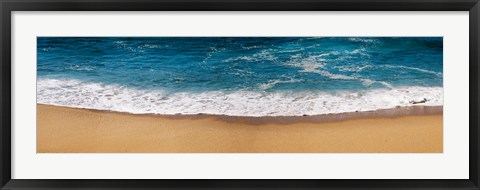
[37,104,443,153]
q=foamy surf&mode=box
[37,78,443,117]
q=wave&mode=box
[37,78,443,117]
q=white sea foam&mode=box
[258,78,304,90]
[348,38,378,43]
[384,65,443,77]
[223,49,277,62]
[334,64,373,72]
[278,48,305,53]
[242,45,264,50]
[138,44,162,49]
[37,78,443,117]
[65,64,95,71]
[285,56,393,88]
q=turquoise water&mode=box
[37,37,443,116]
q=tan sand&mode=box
[37,104,443,153]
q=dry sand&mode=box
[37,104,443,153]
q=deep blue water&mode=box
[36,37,443,116]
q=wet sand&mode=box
[37,104,443,153]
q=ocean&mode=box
[37,37,443,116]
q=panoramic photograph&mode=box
[36,37,443,153]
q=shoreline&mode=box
[37,103,442,125]
[37,104,443,153]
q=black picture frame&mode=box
[1,0,479,189]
